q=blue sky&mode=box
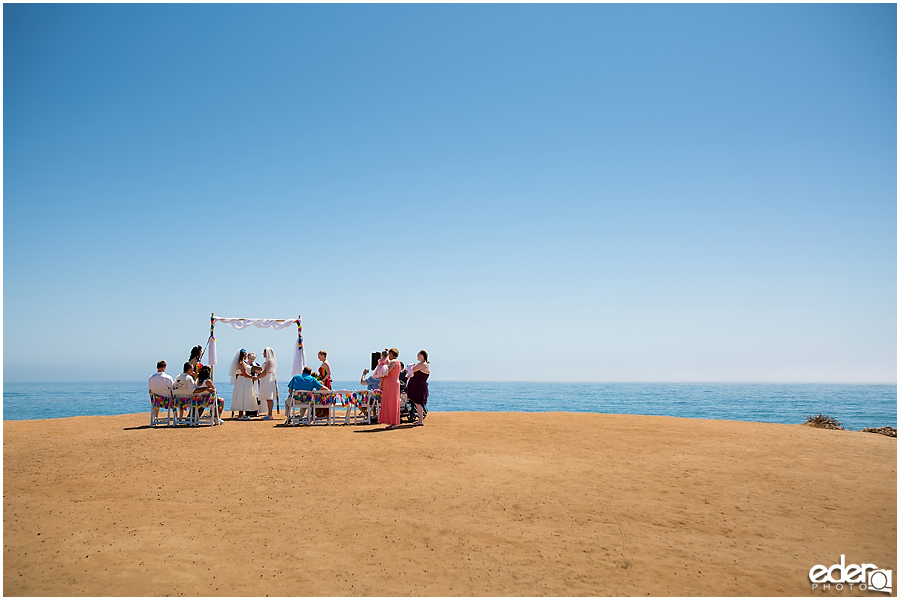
[3,3,896,383]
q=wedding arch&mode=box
[205,314,306,378]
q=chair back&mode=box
[149,391,173,427]
[192,391,218,426]
[310,391,335,425]
[287,391,315,426]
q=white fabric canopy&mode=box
[213,318,298,331]
[207,316,306,376]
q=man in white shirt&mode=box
[148,360,175,423]
[173,362,197,420]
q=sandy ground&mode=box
[3,411,896,596]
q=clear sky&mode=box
[3,3,897,383]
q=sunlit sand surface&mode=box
[4,411,895,596]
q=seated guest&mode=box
[306,371,328,418]
[193,366,224,425]
[193,366,216,394]
[174,362,196,392]
[148,360,174,423]
[360,368,381,390]
[173,362,196,420]
[358,368,380,417]
[286,367,329,424]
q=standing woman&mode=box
[407,350,430,426]
[229,348,259,420]
[317,351,332,389]
[257,347,278,421]
[378,348,402,429]
[313,351,333,421]
[188,345,204,380]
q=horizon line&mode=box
[3,380,897,386]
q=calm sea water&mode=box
[2,381,896,430]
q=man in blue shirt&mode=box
[285,367,329,424]
[288,367,328,393]
[360,368,381,391]
[357,368,381,418]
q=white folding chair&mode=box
[286,391,314,426]
[192,392,218,426]
[172,394,194,426]
[149,391,173,427]
[337,391,357,425]
[343,391,373,425]
[327,390,351,425]
[310,391,335,426]
[368,390,382,424]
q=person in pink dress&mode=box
[378,348,402,429]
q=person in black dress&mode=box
[407,350,430,426]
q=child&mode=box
[372,349,389,378]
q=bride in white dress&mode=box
[256,347,278,420]
[229,348,259,419]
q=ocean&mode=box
[2,381,896,430]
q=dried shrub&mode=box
[803,414,844,430]
[861,426,897,438]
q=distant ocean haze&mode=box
[3,381,895,431]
